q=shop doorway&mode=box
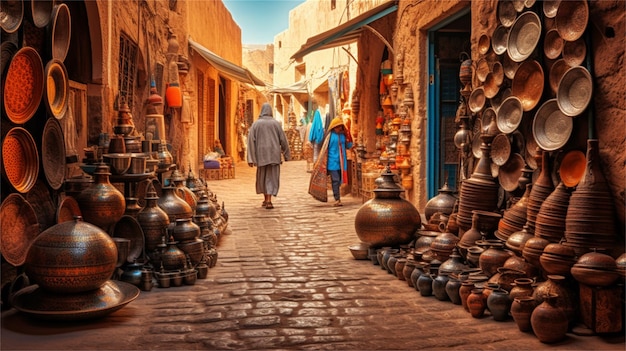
[427,9,470,198]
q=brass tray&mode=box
[0,193,40,266]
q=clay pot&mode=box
[354,168,422,247]
[395,258,407,281]
[403,259,417,287]
[177,238,204,266]
[75,164,125,231]
[487,288,512,321]
[511,296,537,332]
[417,272,434,297]
[479,242,514,277]
[432,273,451,301]
[459,281,475,312]
[161,239,187,271]
[445,275,463,305]
[531,293,569,343]
[533,274,578,326]
[510,278,535,301]
[467,288,487,318]
[24,217,117,293]
[411,262,428,292]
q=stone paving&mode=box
[1,160,624,350]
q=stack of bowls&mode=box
[496,184,530,241]
[571,250,619,287]
[564,140,618,255]
[540,242,577,276]
[526,150,554,234]
[534,182,571,243]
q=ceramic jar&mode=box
[417,272,434,297]
[532,274,577,326]
[411,262,428,291]
[445,275,463,305]
[432,273,451,301]
[395,258,407,281]
[511,296,537,332]
[24,217,117,293]
[479,242,513,277]
[459,281,475,312]
[354,167,422,247]
[75,164,125,231]
[403,259,416,287]
[171,218,200,242]
[487,288,511,321]
[509,278,535,301]
[530,293,568,343]
[467,288,487,318]
[161,238,187,271]
[120,261,144,286]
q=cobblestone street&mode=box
[1,160,624,350]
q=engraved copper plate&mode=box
[57,195,82,224]
[3,47,44,124]
[507,11,541,62]
[533,99,573,151]
[42,117,66,190]
[0,193,40,266]
[2,127,39,193]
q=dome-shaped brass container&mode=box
[354,167,421,248]
[136,187,170,252]
[75,163,125,231]
[424,181,457,221]
[157,186,193,227]
[24,216,117,293]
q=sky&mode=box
[223,0,306,45]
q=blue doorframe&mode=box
[426,8,470,199]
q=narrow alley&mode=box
[1,160,624,350]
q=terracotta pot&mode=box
[479,242,514,277]
[531,293,568,343]
[511,296,537,332]
[403,260,417,287]
[24,217,117,293]
[459,281,475,312]
[510,278,535,301]
[432,273,450,301]
[532,274,578,326]
[395,258,407,281]
[467,288,487,318]
[417,272,434,297]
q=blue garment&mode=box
[308,110,325,144]
[326,131,352,171]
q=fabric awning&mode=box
[189,38,266,86]
[267,80,309,94]
[290,1,398,61]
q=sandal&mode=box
[262,201,268,207]
[265,203,274,209]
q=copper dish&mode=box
[2,127,40,193]
[0,41,18,76]
[0,193,40,267]
[468,87,486,113]
[28,0,54,28]
[475,57,490,83]
[502,53,520,80]
[498,0,517,28]
[557,66,592,117]
[56,195,82,224]
[496,96,523,134]
[507,11,541,62]
[49,3,71,61]
[532,99,572,151]
[42,118,66,190]
[3,46,44,124]
[491,25,508,56]
[489,88,511,111]
[10,280,140,321]
[478,34,491,56]
[0,0,23,33]
[491,133,512,166]
[543,0,561,18]
[555,0,588,42]
[543,28,564,60]
[559,149,585,188]
[562,37,586,67]
[44,59,69,119]
[498,153,525,192]
[483,72,499,99]
[511,60,544,111]
[111,215,145,263]
[549,58,571,95]
[349,242,370,260]
[492,61,504,87]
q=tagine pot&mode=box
[354,167,421,248]
[24,216,118,293]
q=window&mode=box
[269,63,274,74]
[118,33,138,108]
[331,0,336,10]
[295,63,306,82]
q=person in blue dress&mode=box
[325,117,353,206]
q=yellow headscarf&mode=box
[327,117,344,131]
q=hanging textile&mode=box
[308,135,331,202]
